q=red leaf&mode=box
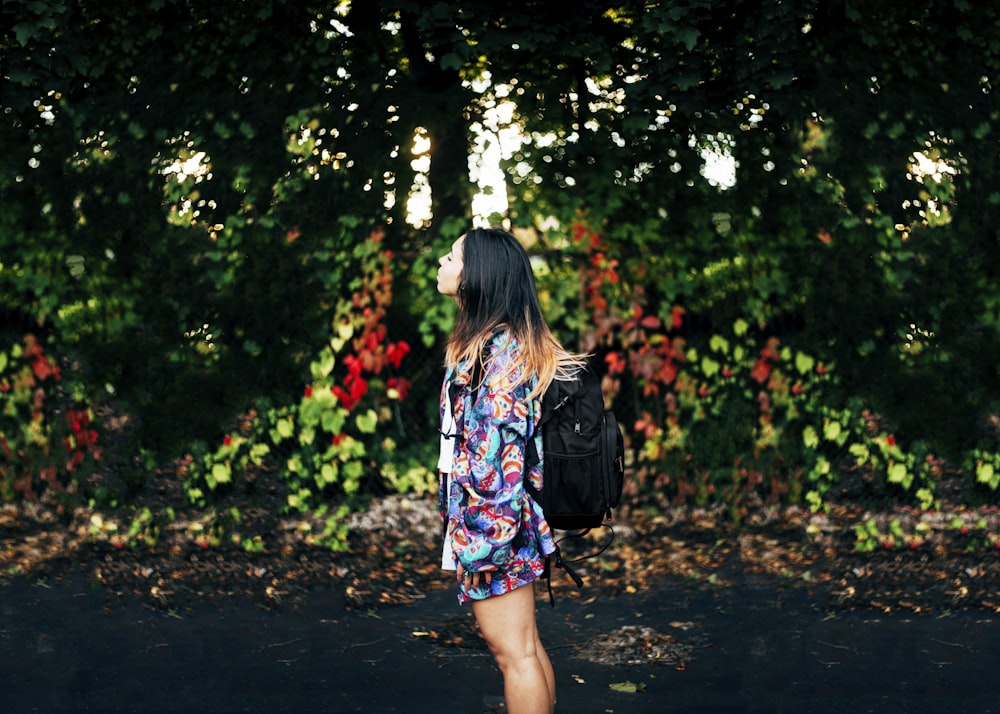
[605,351,626,376]
[23,335,42,359]
[344,354,363,377]
[32,357,54,381]
[387,340,410,369]
[350,377,368,403]
[656,360,678,385]
[750,358,771,384]
[332,386,355,411]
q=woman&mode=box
[436,228,584,714]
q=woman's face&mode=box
[436,235,465,297]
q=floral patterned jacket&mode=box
[439,331,556,603]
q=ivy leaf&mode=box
[320,463,337,485]
[276,417,294,439]
[321,409,346,434]
[767,69,796,89]
[310,347,335,380]
[609,680,646,693]
[332,322,354,352]
[13,21,42,46]
[709,333,730,354]
[355,409,378,434]
[794,351,815,375]
[440,52,463,71]
[849,443,870,461]
[674,26,700,51]
[673,71,700,91]
[342,461,364,492]
[211,462,231,484]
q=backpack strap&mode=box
[541,525,617,605]
[471,358,484,406]
[540,544,584,607]
[524,374,579,482]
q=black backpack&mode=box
[526,365,625,597]
[526,365,624,530]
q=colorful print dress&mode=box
[439,331,556,604]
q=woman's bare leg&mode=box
[535,624,556,712]
[472,583,555,714]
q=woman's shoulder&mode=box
[488,332,537,391]
[487,330,525,363]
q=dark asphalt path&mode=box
[2,574,998,713]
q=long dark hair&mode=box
[445,228,585,397]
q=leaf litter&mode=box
[2,491,1000,616]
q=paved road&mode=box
[2,573,998,713]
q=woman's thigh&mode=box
[471,583,539,657]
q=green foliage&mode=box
[2,1,999,526]
[180,230,434,541]
[620,316,943,516]
[851,512,1000,553]
[400,216,465,349]
[532,220,994,518]
[623,318,837,515]
[0,334,102,505]
[0,0,439,459]
[496,0,1000,460]
[967,449,1000,494]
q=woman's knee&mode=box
[479,622,539,666]
[491,642,541,676]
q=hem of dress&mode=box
[454,558,547,605]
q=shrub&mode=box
[181,228,435,546]
[0,334,102,507]
[541,220,963,518]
